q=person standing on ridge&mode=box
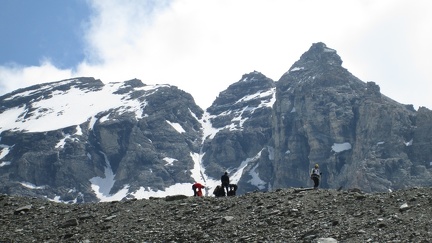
[192,182,205,197]
[221,172,230,194]
[310,164,322,190]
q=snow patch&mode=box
[89,152,129,202]
[132,183,195,198]
[235,89,274,105]
[404,139,413,146]
[88,116,97,131]
[75,125,83,136]
[0,81,155,133]
[331,142,352,153]
[55,133,80,149]
[0,145,11,159]
[228,106,251,131]
[20,182,46,190]
[230,150,262,184]
[290,67,304,72]
[47,194,83,204]
[324,47,336,52]
[248,163,266,190]
[199,111,221,140]
[166,120,185,133]
[163,157,177,166]
[131,151,221,199]
[0,161,11,167]
[189,152,219,196]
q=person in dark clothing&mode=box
[192,183,196,197]
[221,172,230,194]
[227,184,238,196]
[310,163,322,189]
[213,185,225,197]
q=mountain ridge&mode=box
[1,42,431,202]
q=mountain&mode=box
[272,43,432,191]
[0,78,204,202]
[1,42,431,202]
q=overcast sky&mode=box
[0,0,431,110]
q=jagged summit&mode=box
[277,42,363,91]
[297,42,342,67]
[209,71,274,111]
[238,70,268,83]
[280,42,344,78]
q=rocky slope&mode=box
[1,187,432,242]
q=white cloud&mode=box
[0,61,72,93]
[0,0,431,110]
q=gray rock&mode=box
[14,204,32,215]
[317,238,338,243]
[2,188,432,241]
[60,218,79,228]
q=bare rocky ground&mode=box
[1,187,432,242]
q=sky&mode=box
[0,0,431,110]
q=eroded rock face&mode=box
[271,42,432,192]
[1,187,432,242]
[203,71,276,193]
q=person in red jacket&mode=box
[192,182,205,197]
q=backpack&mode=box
[310,168,320,179]
[213,185,225,197]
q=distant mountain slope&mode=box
[1,43,431,202]
[0,78,205,202]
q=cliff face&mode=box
[271,42,432,191]
[1,43,432,202]
[202,71,276,193]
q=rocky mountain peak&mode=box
[277,42,360,92]
[238,71,267,83]
[297,42,342,67]
[209,71,274,112]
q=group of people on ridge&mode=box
[193,164,322,197]
[192,172,238,197]
[214,172,237,197]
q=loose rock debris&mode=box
[1,187,432,242]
